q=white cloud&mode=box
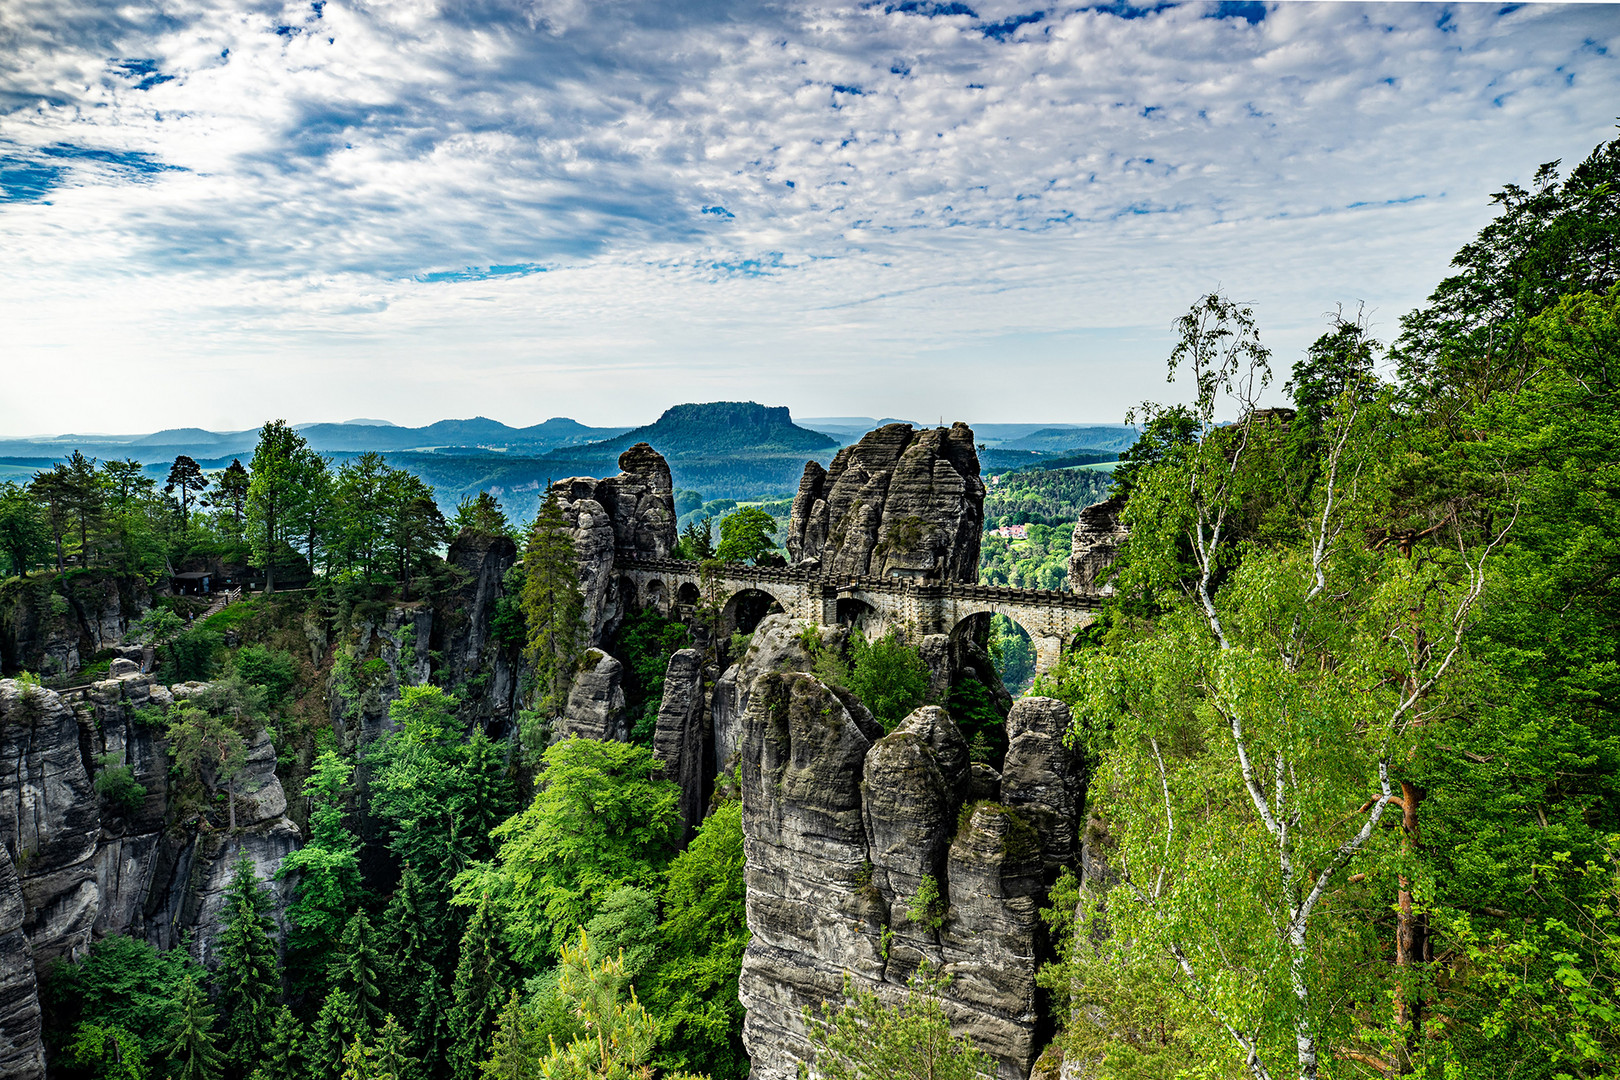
[0,0,1617,431]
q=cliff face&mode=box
[737,674,1079,1080]
[551,443,678,644]
[435,531,522,724]
[0,671,299,1064]
[0,574,152,677]
[1068,492,1128,594]
[787,423,985,583]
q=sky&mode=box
[1,1,1617,435]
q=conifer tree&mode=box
[383,865,450,1072]
[480,992,546,1080]
[247,1006,307,1080]
[520,490,586,746]
[371,1015,420,1080]
[164,975,225,1080]
[447,894,515,1080]
[329,910,387,1041]
[215,854,281,1078]
[277,751,363,994]
[311,989,354,1080]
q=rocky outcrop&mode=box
[0,574,151,678]
[328,605,434,746]
[551,443,678,644]
[0,847,44,1080]
[435,531,522,723]
[0,672,300,1053]
[787,423,985,583]
[554,651,629,743]
[1068,492,1128,594]
[738,674,1078,1080]
[999,697,1082,873]
[652,649,711,845]
[710,615,852,782]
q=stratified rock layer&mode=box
[555,651,629,743]
[787,423,985,583]
[1068,492,1128,594]
[652,649,712,844]
[0,847,43,1080]
[551,443,678,643]
[738,674,1077,1080]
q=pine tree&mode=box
[480,992,546,1080]
[447,894,515,1080]
[164,975,225,1080]
[215,854,281,1078]
[371,1015,420,1080]
[329,910,386,1040]
[382,865,450,1072]
[248,1006,307,1080]
[520,490,586,751]
[311,988,354,1080]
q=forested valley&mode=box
[0,134,1616,1080]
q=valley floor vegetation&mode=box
[4,132,1619,1080]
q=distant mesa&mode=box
[341,418,398,427]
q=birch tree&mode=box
[1049,297,1509,1079]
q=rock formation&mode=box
[435,530,522,723]
[0,671,300,1058]
[555,651,629,743]
[787,423,985,583]
[0,573,152,677]
[0,847,44,1080]
[737,672,1079,1080]
[652,649,711,844]
[551,443,678,644]
[1068,492,1128,593]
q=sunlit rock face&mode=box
[736,671,1079,1080]
[788,423,985,583]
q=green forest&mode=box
[1,132,1618,1080]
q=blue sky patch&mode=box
[702,205,735,218]
[981,11,1044,40]
[1210,2,1267,25]
[1078,3,1175,20]
[416,263,548,284]
[886,2,979,17]
[0,143,184,202]
[113,58,175,91]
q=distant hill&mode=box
[578,402,837,456]
[998,425,1138,453]
[797,416,922,445]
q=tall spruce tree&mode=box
[520,489,586,750]
[311,989,355,1080]
[329,910,387,1041]
[446,893,514,1080]
[248,1006,307,1080]
[215,854,281,1078]
[276,752,363,995]
[164,975,225,1080]
[382,865,450,1073]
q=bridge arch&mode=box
[721,586,788,638]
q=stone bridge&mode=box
[617,557,1103,675]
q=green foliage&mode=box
[163,976,224,1080]
[676,516,714,561]
[906,874,946,932]
[453,491,513,539]
[247,1006,307,1080]
[977,525,1071,590]
[584,887,660,984]
[381,865,452,1074]
[714,507,778,564]
[92,751,147,815]
[215,855,280,1077]
[233,645,299,706]
[610,610,691,743]
[458,737,681,965]
[846,631,930,731]
[277,752,364,987]
[65,1023,152,1080]
[164,624,222,682]
[944,679,1005,770]
[488,564,528,650]
[41,935,200,1050]
[986,614,1033,693]
[521,490,587,746]
[983,467,1112,529]
[329,911,387,1044]
[799,966,993,1080]
[0,480,51,578]
[643,802,749,1080]
[447,893,516,1080]
[524,929,709,1080]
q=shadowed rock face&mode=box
[999,697,1082,873]
[551,443,678,644]
[0,674,300,1059]
[652,649,712,844]
[787,423,985,583]
[1068,492,1128,593]
[436,531,521,722]
[555,651,628,743]
[738,673,1078,1080]
[0,847,43,1080]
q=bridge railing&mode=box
[616,557,1105,608]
